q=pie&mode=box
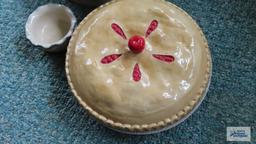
[66,0,211,133]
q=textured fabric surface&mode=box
[0,0,255,143]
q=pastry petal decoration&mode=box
[101,54,122,64]
[152,54,175,63]
[145,20,158,38]
[132,63,141,82]
[100,20,175,82]
[111,23,127,40]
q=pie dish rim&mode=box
[65,0,212,132]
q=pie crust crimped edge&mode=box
[65,0,211,132]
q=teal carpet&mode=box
[0,0,255,143]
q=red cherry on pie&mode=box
[128,35,145,54]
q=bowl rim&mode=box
[25,3,77,49]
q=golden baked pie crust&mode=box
[66,0,211,132]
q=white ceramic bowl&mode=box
[26,4,76,52]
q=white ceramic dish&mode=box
[26,4,76,52]
[66,0,212,134]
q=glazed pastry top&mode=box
[68,0,210,124]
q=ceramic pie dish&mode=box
[66,0,212,134]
